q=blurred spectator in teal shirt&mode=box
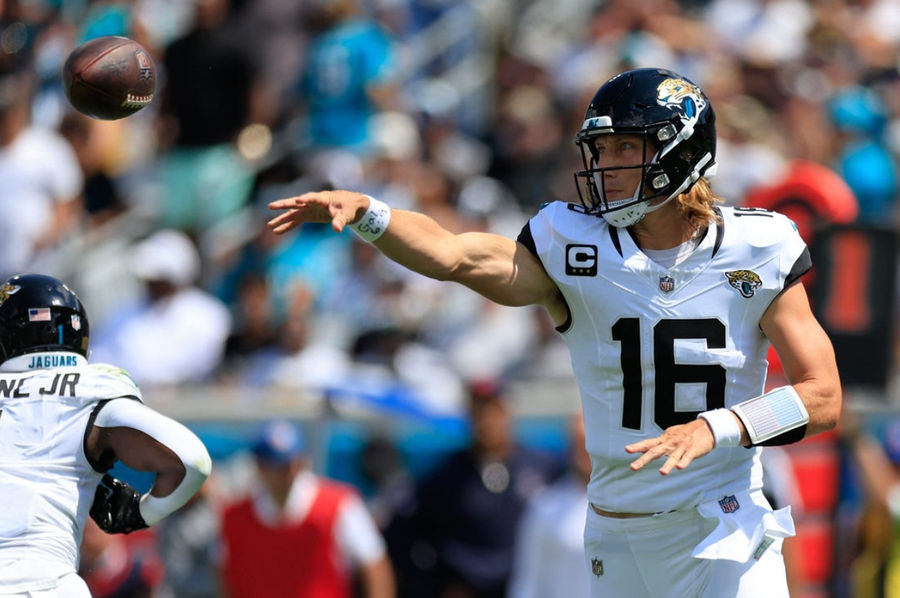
[299,0,398,152]
[829,86,898,226]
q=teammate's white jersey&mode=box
[521,204,810,513]
[0,353,141,591]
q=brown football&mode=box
[62,36,156,120]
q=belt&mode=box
[590,503,659,519]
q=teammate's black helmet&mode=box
[0,273,90,362]
[573,67,717,227]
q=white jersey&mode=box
[521,204,810,513]
[0,353,141,591]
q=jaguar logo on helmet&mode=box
[725,270,763,298]
[0,283,21,307]
[657,78,707,118]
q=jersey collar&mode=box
[0,352,88,372]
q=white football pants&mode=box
[0,572,91,598]
[583,490,791,597]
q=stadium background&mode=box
[1,0,898,596]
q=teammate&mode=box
[267,67,842,597]
[0,273,212,597]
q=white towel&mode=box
[691,490,795,563]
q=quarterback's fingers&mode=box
[624,437,660,453]
[658,454,682,476]
[330,208,350,233]
[628,453,651,471]
[628,443,667,470]
[267,208,296,224]
[268,191,327,209]
[267,197,299,210]
[267,212,301,235]
[658,442,692,474]
[676,450,698,470]
[268,195,321,213]
[268,193,329,216]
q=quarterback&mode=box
[0,274,211,597]
[268,68,841,597]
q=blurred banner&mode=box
[811,225,898,393]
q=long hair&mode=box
[676,178,722,230]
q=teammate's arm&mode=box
[86,399,212,531]
[268,190,568,325]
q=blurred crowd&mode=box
[1,0,897,409]
[2,0,900,596]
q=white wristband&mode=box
[349,195,391,242]
[731,385,809,445]
[698,408,742,448]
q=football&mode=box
[62,36,156,120]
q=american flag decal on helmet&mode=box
[28,308,51,322]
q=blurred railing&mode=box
[141,375,583,424]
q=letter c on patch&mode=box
[566,244,598,276]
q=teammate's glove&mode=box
[89,474,149,534]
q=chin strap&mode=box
[602,201,649,228]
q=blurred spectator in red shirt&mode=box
[219,419,395,598]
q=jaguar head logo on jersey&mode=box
[725,270,762,298]
[0,283,21,306]
[566,244,598,276]
[657,77,707,118]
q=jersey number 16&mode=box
[613,317,726,430]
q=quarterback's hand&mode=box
[268,190,369,236]
[90,474,149,534]
[625,419,716,475]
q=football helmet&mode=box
[0,273,90,362]
[574,68,717,227]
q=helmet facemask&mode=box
[574,126,670,228]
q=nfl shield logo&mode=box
[591,557,604,577]
[136,50,154,80]
[71,315,81,331]
[718,495,741,513]
[659,275,675,293]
